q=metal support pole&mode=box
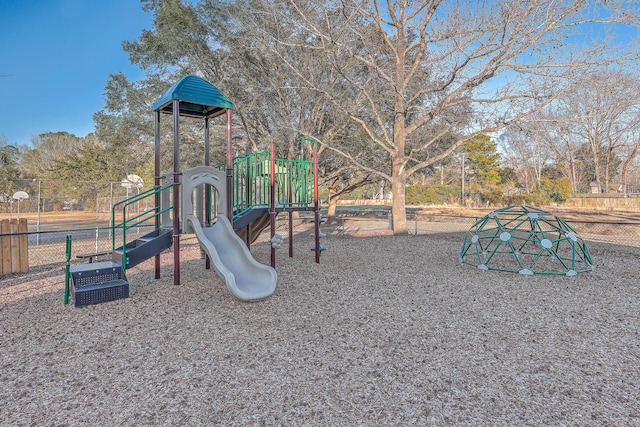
[204,117,210,167]
[154,110,161,279]
[109,181,113,239]
[313,147,320,263]
[172,100,181,286]
[204,116,211,270]
[270,144,277,268]
[64,235,72,305]
[461,152,465,206]
[288,209,293,257]
[36,180,41,246]
[225,109,234,221]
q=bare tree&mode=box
[617,120,640,194]
[498,126,553,193]
[122,1,639,231]
[20,132,85,177]
[253,0,640,233]
[522,70,640,194]
[561,72,640,192]
[517,108,589,194]
[600,75,640,193]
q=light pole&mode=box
[461,152,466,206]
[109,182,114,238]
[36,180,41,245]
[12,191,29,220]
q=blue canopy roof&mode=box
[153,75,233,118]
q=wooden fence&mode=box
[1,219,29,275]
[567,195,640,210]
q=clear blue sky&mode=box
[0,0,152,147]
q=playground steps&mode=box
[70,261,129,307]
[112,228,173,269]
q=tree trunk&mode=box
[326,184,339,217]
[390,16,408,235]
[593,159,602,192]
[566,155,577,193]
[391,156,408,235]
[523,169,530,193]
[534,142,542,188]
[590,135,603,192]
[327,193,339,217]
[604,147,613,193]
[620,141,640,194]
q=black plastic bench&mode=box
[76,250,113,263]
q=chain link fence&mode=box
[0,178,154,227]
[328,212,638,242]
[2,209,639,279]
[3,177,638,276]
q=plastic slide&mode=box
[185,215,277,301]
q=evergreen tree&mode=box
[465,135,502,187]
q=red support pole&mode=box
[270,144,276,268]
[313,147,320,263]
[226,109,233,221]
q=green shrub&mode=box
[541,177,572,203]
[467,183,504,206]
[502,178,572,206]
[503,192,552,206]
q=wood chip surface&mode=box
[1,233,639,426]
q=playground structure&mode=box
[67,75,322,306]
[460,205,593,276]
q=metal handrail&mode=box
[274,158,314,208]
[111,184,173,267]
[214,152,315,218]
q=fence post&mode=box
[18,219,28,272]
[0,219,28,275]
[64,234,72,305]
